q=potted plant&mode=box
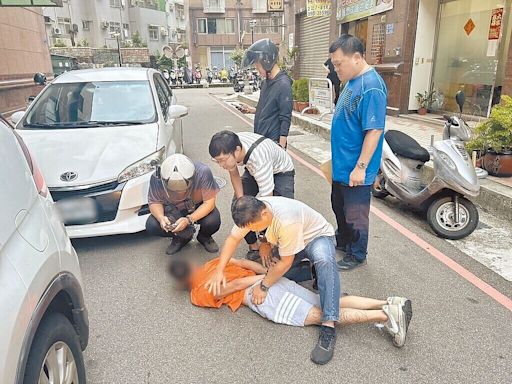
[292,78,309,112]
[466,95,512,177]
[415,90,437,115]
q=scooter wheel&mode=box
[371,173,389,199]
[426,196,479,240]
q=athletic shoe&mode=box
[166,237,191,255]
[387,297,413,333]
[337,255,367,271]
[310,326,337,365]
[383,301,412,348]
[245,249,260,261]
[197,234,219,253]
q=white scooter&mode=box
[372,91,480,239]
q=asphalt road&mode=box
[75,88,512,384]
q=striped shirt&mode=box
[237,132,294,196]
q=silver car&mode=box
[0,115,89,383]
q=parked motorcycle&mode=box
[162,69,170,84]
[177,68,184,87]
[206,67,213,85]
[251,69,261,91]
[372,91,479,240]
[229,67,237,85]
[233,70,245,92]
[170,69,177,86]
[212,66,219,81]
[193,64,202,84]
[219,68,229,83]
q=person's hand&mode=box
[171,217,189,233]
[349,167,366,187]
[206,269,227,297]
[159,216,172,232]
[251,283,268,306]
[259,242,273,268]
[236,102,255,114]
[279,136,287,149]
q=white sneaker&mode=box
[383,299,412,348]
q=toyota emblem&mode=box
[60,171,78,182]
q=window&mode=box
[153,74,171,120]
[82,20,91,31]
[148,25,159,40]
[109,0,121,7]
[245,18,279,34]
[225,18,235,34]
[197,18,207,34]
[109,21,121,34]
[215,19,225,34]
[207,18,217,34]
[57,17,71,34]
[370,23,385,65]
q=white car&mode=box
[0,115,88,383]
[12,68,188,238]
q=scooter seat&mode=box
[385,130,430,163]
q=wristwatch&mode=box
[259,281,269,292]
[357,161,367,170]
[186,215,194,225]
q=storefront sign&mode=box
[488,8,503,40]
[267,0,284,12]
[307,0,332,17]
[337,0,393,23]
[464,18,475,36]
[309,79,333,110]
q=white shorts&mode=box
[244,277,320,327]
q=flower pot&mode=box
[304,107,319,114]
[481,151,512,177]
[293,101,309,113]
[417,107,427,115]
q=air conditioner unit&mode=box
[160,27,168,36]
[53,27,62,35]
[101,21,109,29]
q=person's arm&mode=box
[349,130,383,186]
[251,255,294,305]
[205,227,247,296]
[278,86,292,143]
[229,258,268,274]
[229,168,244,198]
[149,203,171,232]
[171,196,216,233]
[214,275,264,299]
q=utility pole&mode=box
[249,19,257,44]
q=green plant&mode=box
[53,39,67,48]
[229,48,245,68]
[466,95,512,153]
[292,78,309,102]
[157,53,174,71]
[131,31,147,48]
[81,38,89,47]
[415,90,437,108]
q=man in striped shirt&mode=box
[209,130,295,260]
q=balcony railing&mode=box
[203,0,225,13]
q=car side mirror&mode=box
[10,111,25,126]
[168,105,188,119]
[34,72,46,85]
[455,91,465,114]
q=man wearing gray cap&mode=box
[145,154,221,255]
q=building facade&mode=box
[284,0,512,117]
[42,0,187,55]
[188,0,284,69]
[0,7,52,114]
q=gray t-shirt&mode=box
[148,161,219,211]
[232,196,334,256]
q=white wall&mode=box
[408,0,438,110]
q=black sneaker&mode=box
[337,255,367,271]
[245,249,260,261]
[310,326,337,365]
[197,234,219,253]
[166,237,190,255]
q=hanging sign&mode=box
[307,0,332,17]
[464,18,475,36]
[337,0,393,23]
[267,0,284,12]
[488,8,503,40]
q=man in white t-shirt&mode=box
[209,130,295,260]
[205,196,340,365]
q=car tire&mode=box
[24,312,86,384]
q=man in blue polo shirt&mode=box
[329,34,387,270]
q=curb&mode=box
[239,94,512,222]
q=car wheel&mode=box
[24,312,86,384]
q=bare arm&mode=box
[229,168,244,199]
[149,203,165,221]
[214,275,264,299]
[358,129,383,164]
[189,196,215,222]
[261,255,294,287]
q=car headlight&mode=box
[438,151,456,170]
[117,147,165,183]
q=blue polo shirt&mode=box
[331,68,387,185]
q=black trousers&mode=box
[145,204,221,240]
[241,169,295,244]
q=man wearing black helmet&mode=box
[145,154,221,255]
[237,39,292,149]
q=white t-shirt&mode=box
[233,196,334,256]
[237,132,294,196]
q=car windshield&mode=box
[22,80,156,129]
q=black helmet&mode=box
[242,38,279,72]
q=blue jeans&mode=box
[286,236,340,323]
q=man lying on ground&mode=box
[169,256,413,356]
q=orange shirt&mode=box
[190,258,256,311]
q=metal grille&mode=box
[297,14,331,79]
[370,23,385,64]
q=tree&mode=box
[229,48,245,68]
[131,31,147,48]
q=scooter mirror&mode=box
[455,91,465,114]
